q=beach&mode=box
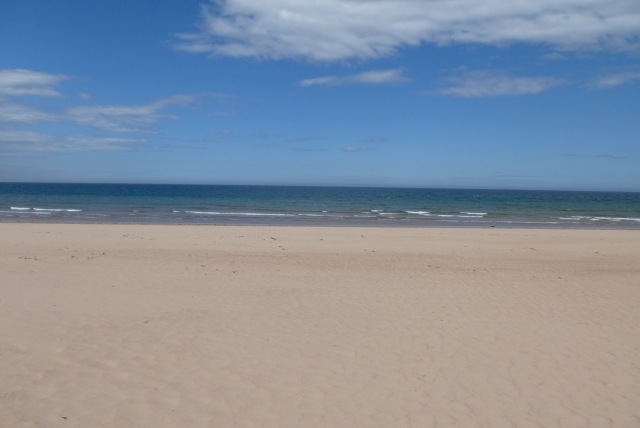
[1,223,639,427]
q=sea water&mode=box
[1,182,639,229]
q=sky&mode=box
[1,0,639,191]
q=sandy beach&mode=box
[1,223,639,427]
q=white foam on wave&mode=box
[33,208,82,212]
[10,206,81,212]
[406,211,431,215]
[186,210,294,217]
[593,216,640,222]
[496,220,561,224]
[237,212,296,217]
[185,210,223,215]
[436,214,484,219]
[297,213,341,218]
[461,212,487,216]
[560,215,640,223]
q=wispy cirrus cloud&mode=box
[174,0,640,62]
[285,135,327,143]
[300,69,409,87]
[66,95,198,133]
[362,136,389,144]
[0,69,68,97]
[589,71,640,89]
[288,147,329,152]
[285,135,329,152]
[0,101,58,123]
[343,146,375,153]
[0,68,223,156]
[595,153,627,160]
[434,70,563,97]
[0,129,142,155]
[561,152,628,160]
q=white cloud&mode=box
[0,69,227,156]
[590,71,640,88]
[285,135,327,143]
[0,100,57,123]
[362,136,389,143]
[0,130,142,155]
[289,147,329,152]
[595,153,627,160]
[434,70,562,97]
[344,146,374,153]
[0,69,215,134]
[300,68,409,87]
[66,95,198,133]
[562,152,628,160]
[0,69,68,97]
[174,0,640,61]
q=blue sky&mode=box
[1,0,639,191]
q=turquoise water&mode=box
[1,182,639,228]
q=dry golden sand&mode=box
[1,223,639,427]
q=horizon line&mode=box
[1,181,638,194]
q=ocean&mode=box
[1,182,639,229]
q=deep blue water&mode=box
[1,182,639,228]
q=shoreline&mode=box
[2,223,639,427]
[2,218,640,230]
